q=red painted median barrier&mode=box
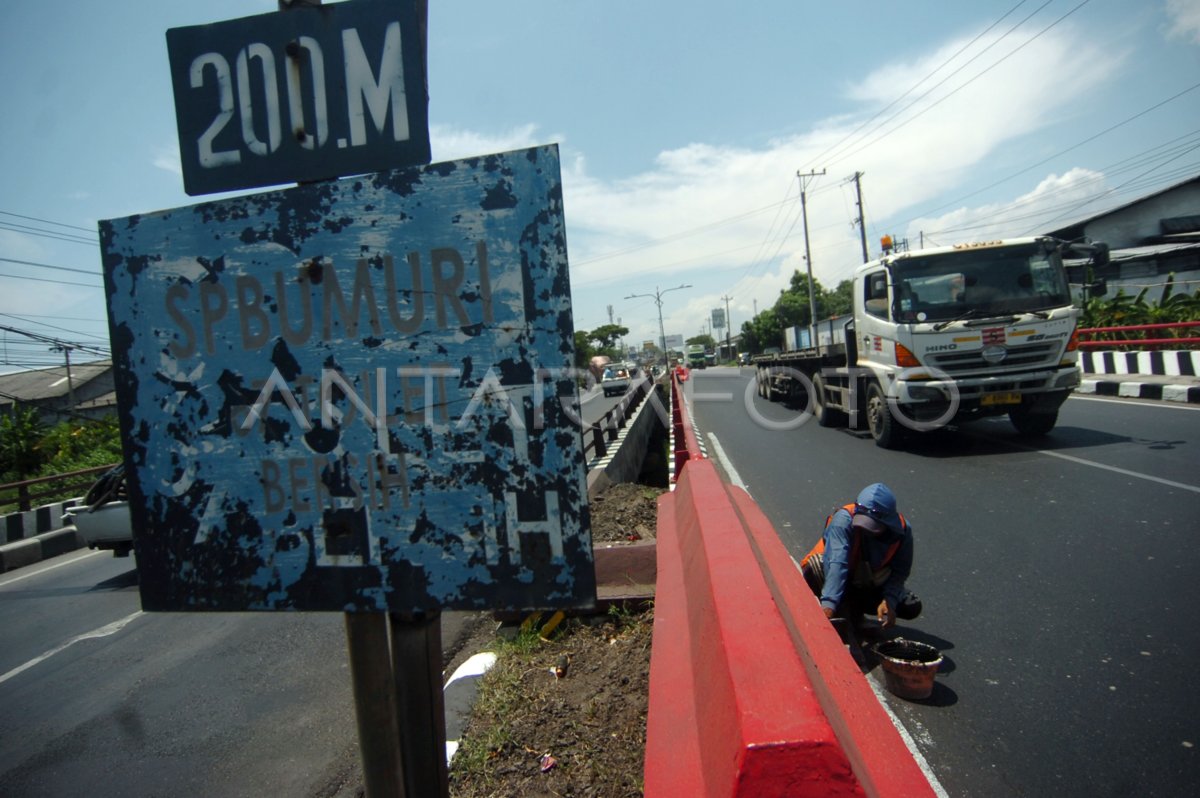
[644,457,937,797]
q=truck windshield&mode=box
[891,242,1070,323]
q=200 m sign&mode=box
[167,0,430,196]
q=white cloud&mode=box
[430,123,553,163]
[153,147,182,177]
[906,167,1109,245]
[1166,0,1200,43]
[435,26,1120,345]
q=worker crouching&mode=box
[802,482,922,629]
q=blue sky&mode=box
[2,0,1198,370]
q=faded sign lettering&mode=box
[100,144,593,613]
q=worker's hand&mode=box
[822,606,835,620]
[877,600,894,628]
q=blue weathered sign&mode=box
[100,145,594,613]
[166,0,430,195]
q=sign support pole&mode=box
[345,613,407,798]
[273,4,438,795]
[391,612,449,797]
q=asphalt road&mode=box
[0,550,489,797]
[0,378,631,797]
[688,366,1200,798]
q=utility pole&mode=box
[51,344,76,414]
[851,171,869,263]
[625,284,691,368]
[797,169,825,353]
[721,294,733,361]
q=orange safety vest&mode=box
[801,502,905,574]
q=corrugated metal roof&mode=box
[1107,242,1200,261]
[1063,241,1200,266]
[1044,174,1200,241]
[0,359,112,405]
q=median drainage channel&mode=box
[443,480,662,797]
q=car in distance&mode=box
[63,465,133,557]
[601,364,632,397]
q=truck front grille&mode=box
[925,341,1061,374]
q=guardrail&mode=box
[1078,320,1200,349]
[0,463,117,513]
[645,374,936,796]
[581,376,652,461]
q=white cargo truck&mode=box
[752,237,1109,448]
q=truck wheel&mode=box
[1009,406,1058,436]
[865,382,903,449]
[812,372,840,427]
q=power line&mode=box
[1023,142,1200,232]
[829,0,1093,169]
[0,324,110,357]
[902,82,1200,224]
[0,221,98,246]
[0,271,102,288]
[0,256,103,277]
[807,0,1042,170]
[0,209,97,234]
[922,159,1200,237]
[0,312,112,348]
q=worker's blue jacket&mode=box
[817,483,913,612]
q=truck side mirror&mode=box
[1091,243,1110,267]
[1088,278,1108,298]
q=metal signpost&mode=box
[102,3,592,796]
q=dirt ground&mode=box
[447,482,663,798]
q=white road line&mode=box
[1070,394,1200,411]
[867,676,952,798]
[0,610,144,685]
[1031,448,1200,494]
[706,432,749,493]
[0,549,104,587]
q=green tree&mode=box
[741,307,781,354]
[588,324,629,352]
[573,330,595,370]
[36,416,123,475]
[826,280,854,317]
[0,405,46,481]
[686,334,716,349]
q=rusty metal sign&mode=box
[166,0,430,195]
[100,144,594,612]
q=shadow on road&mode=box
[90,568,139,591]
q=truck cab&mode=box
[853,237,1088,442]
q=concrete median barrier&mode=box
[644,457,936,797]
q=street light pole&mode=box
[625,284,691,368]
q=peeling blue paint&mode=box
[100,144,594,613]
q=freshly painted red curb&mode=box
[646,459,867,797]
[726,485,937,797]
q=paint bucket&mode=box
[874,639,943,700]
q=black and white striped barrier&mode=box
[0,499,86,573]
[1078,349,1200,404]
[1079,349,1199,378]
